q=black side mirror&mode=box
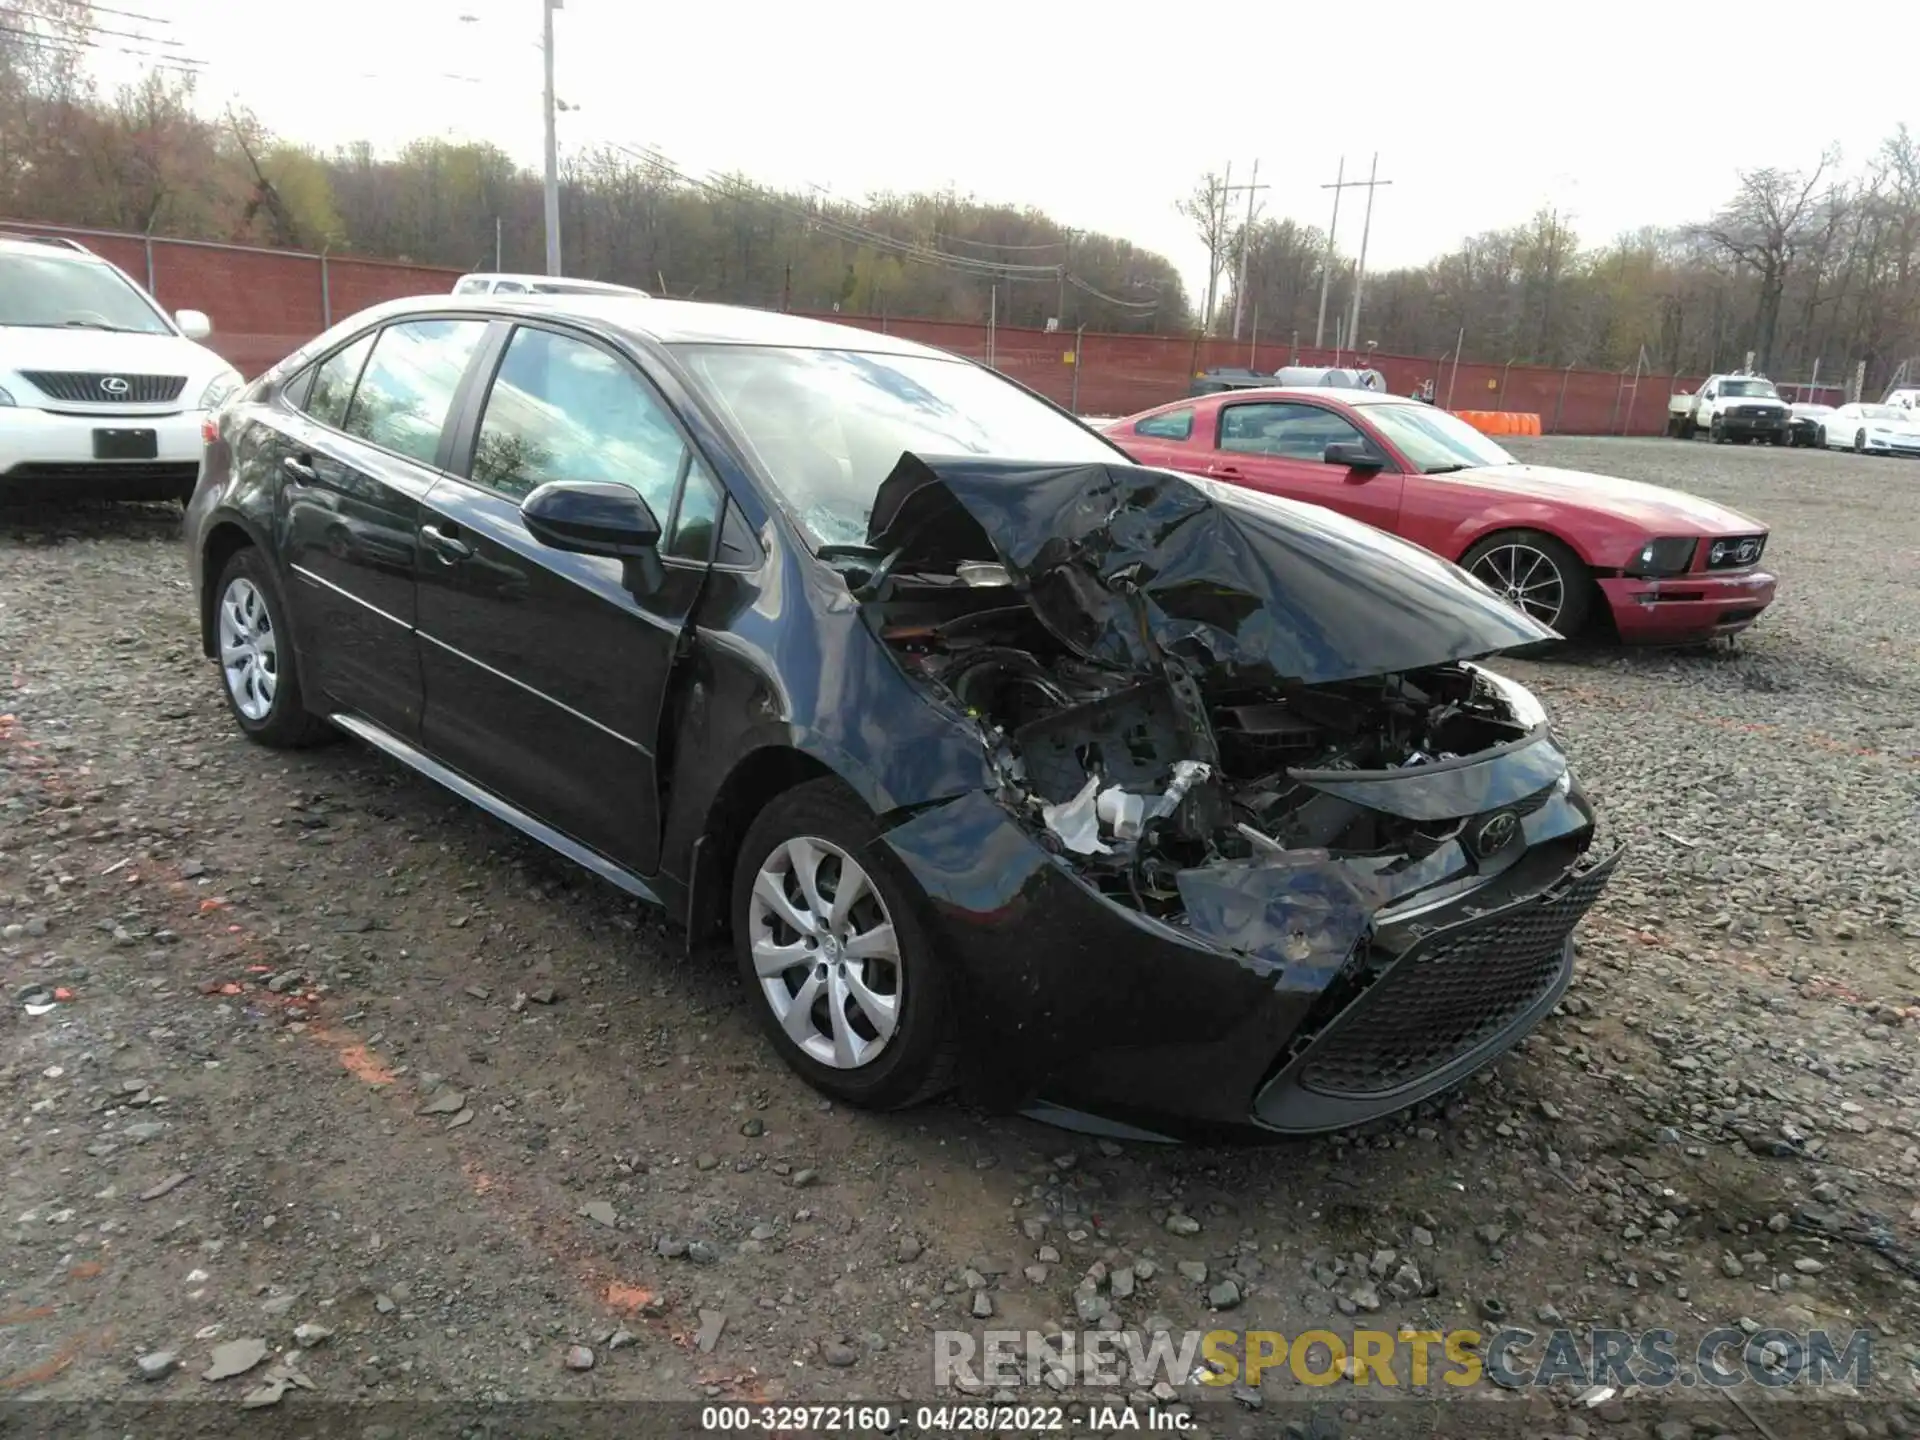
[522,481,661,558]
[1324,441,1385,472]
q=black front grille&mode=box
[19,371,186,404]
[1704,534,1766,570]
[1732,405,1781,420]
[1297,854,1616,1098]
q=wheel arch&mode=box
[683,744,841,949]
[197,514,273,658]
[1450,514,1598,569]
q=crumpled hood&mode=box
[1440,463,1767,535]
[866,454,1552,687]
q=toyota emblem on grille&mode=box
[99,376,130,396]
[1470,810,1520,858]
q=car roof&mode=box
[0,234,105,262]
[361,293,955,360]
[1174,385,1418,408]
[459,272,641,292]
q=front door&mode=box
[1208,399,1404,532]
[414,323,719,876]
[279,318,489,735]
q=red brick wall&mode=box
[0,220,1757,434]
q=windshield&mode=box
[1721,379,1778,397]
[1361,402,1515,473]
[676,345,1121,548]
[0,252,172,333]
[1862,405,1903,421]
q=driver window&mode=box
[469,326,686,525]
[1218,401,1367,460]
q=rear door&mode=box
[413,322,719,876]
[278,318,489,735]
[1207,399,1403,532]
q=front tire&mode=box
[212,548,332,748]
[1856,429,1869,454]
[732,778,959,1111]
[1462,530,1593,638]
[1709,416,1726,444]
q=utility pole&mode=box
[1344,153,1391,352]
[1229,159,1268,342]
[1313,156,1344,349]
[542,0,562,277]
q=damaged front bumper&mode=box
[883,734,1616,1140]
[854,455,1617,1138]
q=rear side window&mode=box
[469,325,687,520]
[303,332,375,429]
[1134,408,1193,440]
[453,278,490,295]
[493,281,528,294]
[343,319,488,465]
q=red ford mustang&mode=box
[1105,388,1776,643]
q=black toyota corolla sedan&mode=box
[184,295,1617,1142]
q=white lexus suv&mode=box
[0,233,241,503]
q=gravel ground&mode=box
[0,436,1917,1436]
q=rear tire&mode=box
[212,547,333,749]
[731,778,959,1111]
[1680,415,1698,439]
[1815,426,1827,449]
[1462,529,1594,639]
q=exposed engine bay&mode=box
[869,576,1540,922]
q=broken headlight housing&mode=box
[1625,536,1696,578]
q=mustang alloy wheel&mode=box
[1462,530,1592,637]
[732,779,958,1109]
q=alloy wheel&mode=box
[748,836,902,1070]
[1469,543,1567,628]
[218,576,279,722]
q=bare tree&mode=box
[1176,172,1232,335]
[1699,153,1835,372]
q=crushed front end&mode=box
[847,456,1619,1139]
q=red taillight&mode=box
[201,416,218,446]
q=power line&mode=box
[77,2,177,24]
[936,232,1070,253]
[604,141,1164,315]
[610,142,1058,278]
[0,21,205,71]
[1066,273,1158,311]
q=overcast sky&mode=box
[98,0,1907,300]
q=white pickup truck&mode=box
[1667,374,1792,444]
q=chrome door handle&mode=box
[420,524,473,563]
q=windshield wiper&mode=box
[60,319,138,332]
[1423,463,1474,475]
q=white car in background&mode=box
[0,233,240,503]
[451,272,649,298]
[1819,402,1920,456]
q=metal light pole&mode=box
[542,0,562,277]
